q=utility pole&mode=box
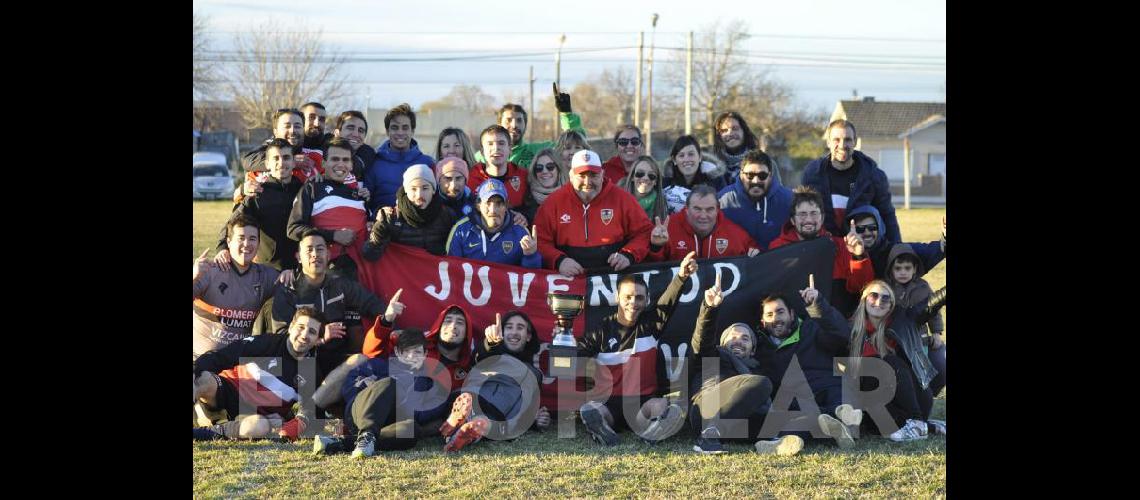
[635,31,643,128]
[554,33,566,142]
[903,136,912,209]
[529,65,535,129]
[647,13,659,155]
[685,31,693,135]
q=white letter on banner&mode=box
[425,261,451,300]
[507,272,536,307]
[678,266,700,303]
[589,274,618,306]
[461,262,492,306]
[711,263,742,297]
[547,274,571,294]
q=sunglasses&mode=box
[532,162,558,173]
[741,171,770,181]
[634,171,658,181]
[854,224,879,234]
[616,138,642,147]
[868,291,893,304]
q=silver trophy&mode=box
[547,292,585,378]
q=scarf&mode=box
[529,177,562,205]
[396,186,441,227]
[637,190,659,216]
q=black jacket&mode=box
[194,333,334,409]
[870,286,947,389]
[362,200,458,260]
[271,273,387,374]
[690,302,766,398]
[753,294,850,394]
[217,177,303,270]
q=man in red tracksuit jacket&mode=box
[645,184,761,262]
[534,149,653,276]
[768,185,874,303]
[468,125,529,211]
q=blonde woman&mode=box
[619,155,667,222]
[847,279,947,442]
[520,148,567,223]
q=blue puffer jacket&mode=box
[364,139,435,215]
[717,173,793,250]
[802,150,901,245]
[846,205,944,281]
[445,212,542,268]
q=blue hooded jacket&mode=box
[341,356,450,428]
[716,171,793,250]
[802,150,901,245]
[445,212,542,268]
[846,204,944,281]
[439,185,476,218]
[364,139,435,215]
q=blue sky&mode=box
[194,0,945,115]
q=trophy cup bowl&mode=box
[547,293,585,377]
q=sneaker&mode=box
[888,419,929,442]
[351,431,376,458]
[443,416,490,453]
[312,434,346,455]
[193,426,225,441]
[755,435,804,456]
[579,403,619,447]
[818,414,855,449]
[194,403,227,428]
[927,419,946,436]
[440,392,474,438]
[693,426,726,454]
[640,404,686,444]
[278,415,309,442]
[835,404,863,426]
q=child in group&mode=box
[884,243,946,397]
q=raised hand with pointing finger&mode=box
[520,225,538,256]
[678,250,698,279]
[799,273,819,307]
[383,288,405,323]
[485,313,503,345]
[845,220,865,257]
[650,216,670,246]
[194,249,211,281]
[704,270,724,308]
[553,82,573,113]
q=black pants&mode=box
[928,344,946,397]
[691,374,773,440]
[860,353,932,432]
[345,377,419,451]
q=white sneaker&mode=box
[927,419,946,436]
[888,419,929,442]
[640,404,686,444]
[351,431,376,458]
[818,414,855,449]
[754,435,804,456]
[835,404,863,426]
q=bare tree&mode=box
[193,13,217,101]
[215,20,354,130]
[420,84,497,116]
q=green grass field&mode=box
[193,201,947,498]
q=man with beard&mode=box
[687,272,804,455]
[718,150,793,250]
[801,119,901,245]
[711,111,781,185]
[300,102,332,149]
[768,185,874,310]
[575,252,699,447]
[234,109,325,204]
[362,164,459,259]
[214,139,303,272]
[646,185,760,262]
[473,84,585,169]
[445,178,541,268]
[194,215,281,359]
[534,150,652,276]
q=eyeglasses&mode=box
[633,171,658,181]
[616,138,642,147]
[868,291,893,304]
[854,224,879,234]
[532,162,558,173]
[741,171,770,181]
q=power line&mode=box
[204,30,945,43]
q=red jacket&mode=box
[468,162,529,209]
[646,209,760,261]
[768,222,874,293]
[602,156,629,186]
[535,179,653,270]
[362,304,477,390]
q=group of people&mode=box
[193,87,948,458]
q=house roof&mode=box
[899,114,945,138]
[831,99,946,139]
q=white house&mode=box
[829,98,946,199]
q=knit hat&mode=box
[720,323,758,349]
[403,164,437,190]
[434,157,469,182]
[570,150,603,175]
